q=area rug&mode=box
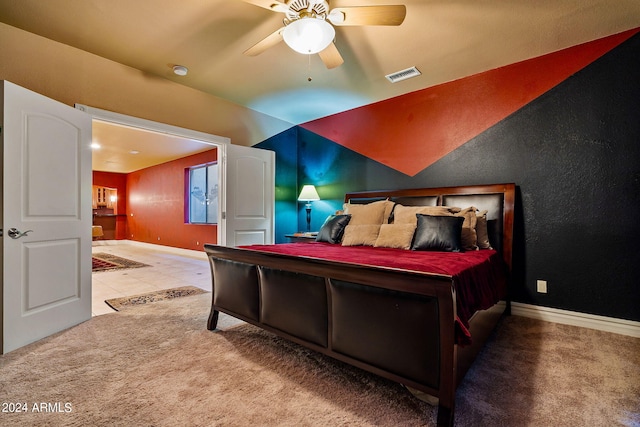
[104,286,208,311]
[0,293,638,426]
[92,252,150,272]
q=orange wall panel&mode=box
[126,149,218,251]
[301,28,640,176]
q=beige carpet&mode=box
[0,293,638,426]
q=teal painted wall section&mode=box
[297,128,386,232]
[255,127,298,243]
[258,126,415,238]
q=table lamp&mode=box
[297,185,320,232]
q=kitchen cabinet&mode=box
[92,186,116,210]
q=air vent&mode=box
[385,66,421,83]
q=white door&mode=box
[223,144,275,246]
[1,81,92,354]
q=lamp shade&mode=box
[298,185,320,201]
[283,18,335,54]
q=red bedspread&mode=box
[240,243,507,344]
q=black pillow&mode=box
[316,214,351,244]
[411,214,464,252]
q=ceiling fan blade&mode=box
[240,0,289,13]
[318,42,344,69]
[243,27,285,56]
[328,5,407,26]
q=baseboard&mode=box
[94,239,207,260]
[511,302,640,338]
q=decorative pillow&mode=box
[315,214,351,244]
[342,200,388,225]
[393,205,461,226]
[341,224,381,246]
[381,199,396,224]
[456,207,478,251]
[374,223,417,249]
[411,214,464,252]
[476,210,493,249]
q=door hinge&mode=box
[221,211,226,220]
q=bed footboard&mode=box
[205,244,466,426]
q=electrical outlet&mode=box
[536,280,548,293]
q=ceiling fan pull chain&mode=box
[308,54,313,82]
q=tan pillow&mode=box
[341,224,381,246]
[381,200,396,224]
[343,200,388,225]
[374,224,417,249]
[393,205,460,226]
[476,210,493,249]
[456,207,478,251]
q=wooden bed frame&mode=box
[205,183,515,426]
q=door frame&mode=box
[75,105,230,245]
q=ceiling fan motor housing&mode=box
[285,0,330,21]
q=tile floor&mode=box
[91,241,212,316]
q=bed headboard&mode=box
[345,183,515,272]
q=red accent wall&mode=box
[93,171,128,240]
[126,149,218,251]
[301,28,640,176]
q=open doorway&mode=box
[78,105,230,247]
[80,104,275,250]
[90,121,222,247]
[78,105,274,316]
[77,105,230,316]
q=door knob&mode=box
[8,228,33,239]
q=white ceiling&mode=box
[91,120,216,173]
[2,0,639,172]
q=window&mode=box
[188,162,218,224]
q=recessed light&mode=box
[173,65,188,76]
[129,150,139,154]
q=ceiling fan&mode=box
[242,0,407,69]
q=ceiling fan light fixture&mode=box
[283,18,335,54]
